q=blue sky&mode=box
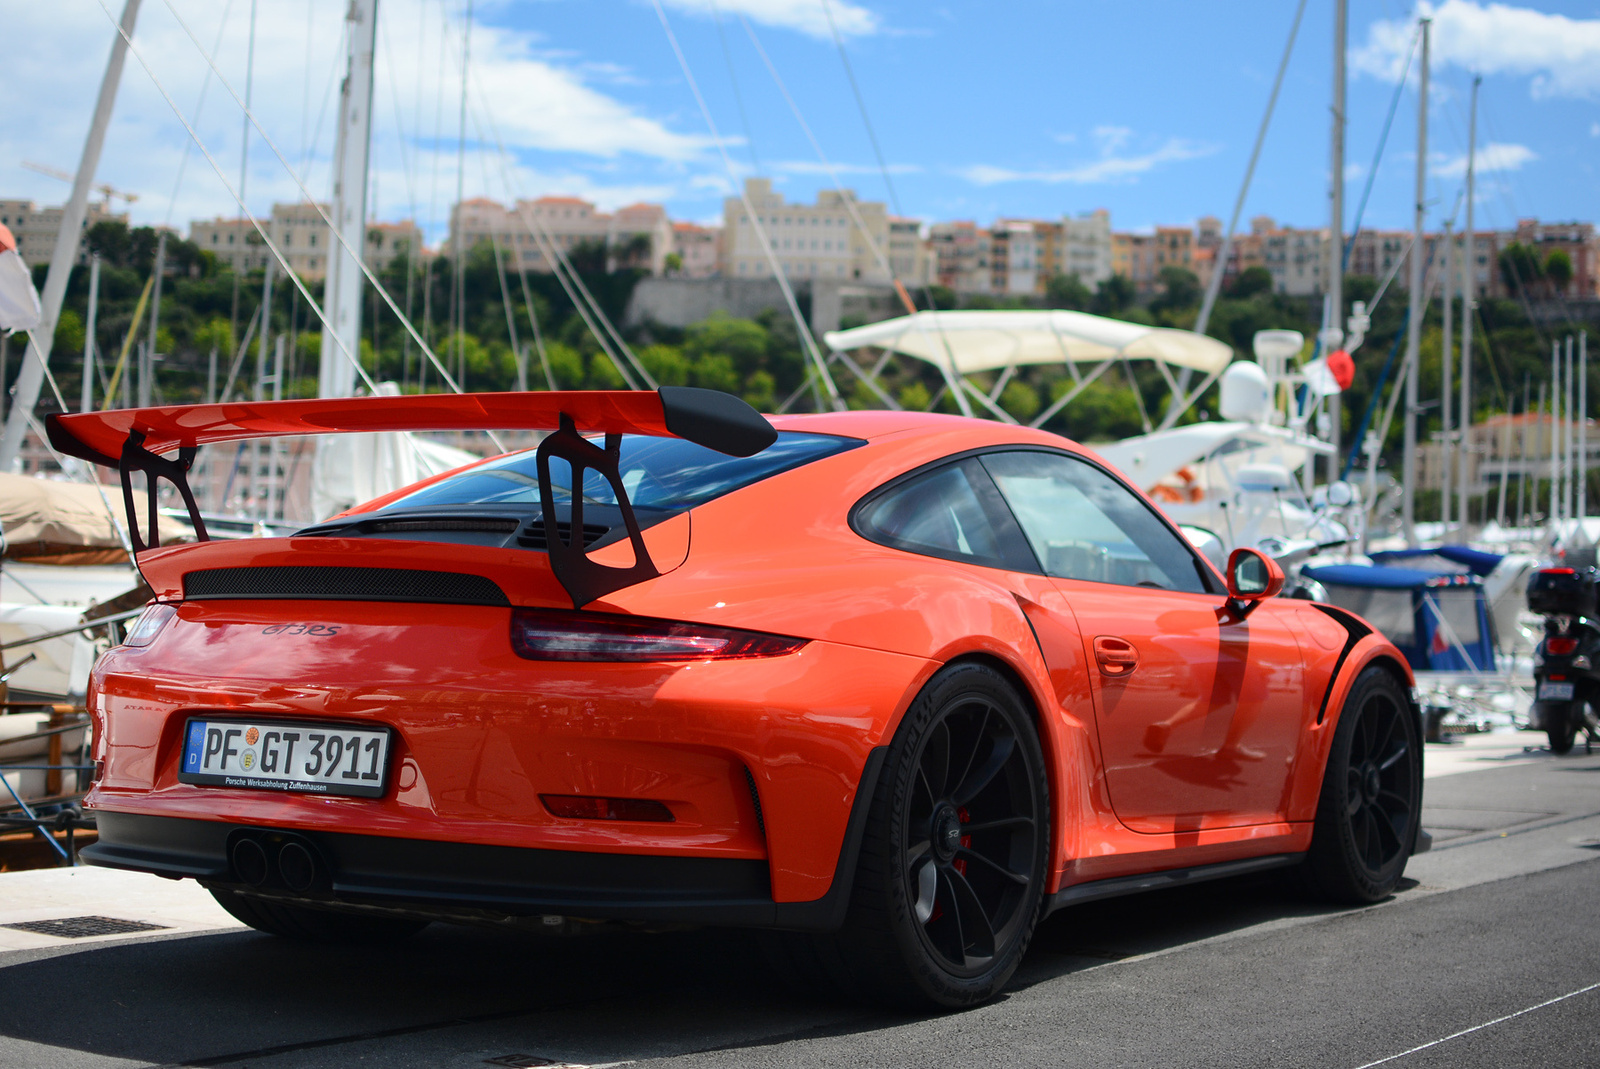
[5,0,1597,245]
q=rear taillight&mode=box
[541,795,674,822]
[1547,636,1580,655]
[510,609,807,662]
[123,603,177,647]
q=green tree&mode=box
[587,351,628,389]
[685,313,768,378]
[897,381,931,411]
[999,379,1040,422]
[1498,242,1543,294]
[545,342,584,390]
[743,370,776,412]
[1545,249,1573,293]
[638,343,690,387]
[1151,266,1200,313]
[1091,274,1136,314]
[192,318,235,359]
[1225,266,1273,300]
[690,353,740,394]
[52,309,84,357]
[1044,274,1092,310]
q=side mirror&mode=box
[1226,547,1284,613]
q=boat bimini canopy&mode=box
[821,309,1234,429]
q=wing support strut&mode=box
[537,414,660,608]
[118,430,207,553]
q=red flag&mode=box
[1326,349,1355,390]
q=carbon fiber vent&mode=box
[367,518,518,535]
[517,520,610,551]
[183,566,511,605]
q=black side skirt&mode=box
[1046,852,1305,916]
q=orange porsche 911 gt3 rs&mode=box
[52,387,1426,1008]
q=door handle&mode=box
[1093,636,1139,677]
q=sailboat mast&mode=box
[319,0,379,400]
[0,0,142,470]
[1460,75,1479,533]
[1402,17,1429,545]
[80,255,100,413]
[1326,0,1347,487]
[1441,218,1453,531]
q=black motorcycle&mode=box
[1527,555,1600,755]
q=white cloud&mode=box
[658,0,879,39]
[1353,1,1600,98]
[955,136,1217,187]
[0,0,716,235]
[768,160,921,176]
[1591,122,1600,137]
[1432,140,1537,177]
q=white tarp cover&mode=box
[823,310,1233,376]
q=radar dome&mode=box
[1219,361,1271,423]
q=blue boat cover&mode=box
[1370,544,1503,576]
[1302,563,1455,590]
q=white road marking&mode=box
[1352,981,1600,1067]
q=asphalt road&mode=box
[4,735,1600,1069]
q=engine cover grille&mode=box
[183,566,511,606]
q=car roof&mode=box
[768,409,1091,455]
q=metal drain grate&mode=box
[2,916,170,939]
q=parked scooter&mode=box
[1526,552,1600,754]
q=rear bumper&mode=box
[85,751,886,932]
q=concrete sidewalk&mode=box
[0,865,240,953]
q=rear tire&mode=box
[1548,704,1578,755]
[1300,666,1420,904]
[210,888,429,944]
[779,662,1050,1009]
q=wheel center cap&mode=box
[1362,764,1381,804]
[932,805,962,861]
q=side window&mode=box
[981,451,1212,594]
[855,459,1028,570]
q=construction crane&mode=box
[21,161,139,211]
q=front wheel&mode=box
[1300,666,1421,903]
[778,663,1050,1009]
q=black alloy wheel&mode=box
[902,685,1041,978]
[777,662,1049,1008]
[1301,666,1421,903]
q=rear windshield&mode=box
[378,431,859,514]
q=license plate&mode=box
[1538,681,1575,701]
[178,718,391,798]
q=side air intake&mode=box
[183,566,510,606]
[516,520,610,551]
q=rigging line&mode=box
[1343,26,1418,270]
[737,15,894,283]
[300,0,313,173]
[379,8,423,378]
[300,18,346,195]
[158,0,469,397]
[459,97,631,388]
[101,0,379,401]
[451,0,474,388]
[421,0,448,384]
[650,0,841,408]
[1193,0,1308,339]
[463,72,651,389]
[163,0,237,228]
[819,0,899,215]
[710,2,761,174]
[470,137,522,380]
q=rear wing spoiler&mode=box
[46,387,777,607]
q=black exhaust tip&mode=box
[230,838,269,887]
[276,839,320,893]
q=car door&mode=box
[981,449,1306,832]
